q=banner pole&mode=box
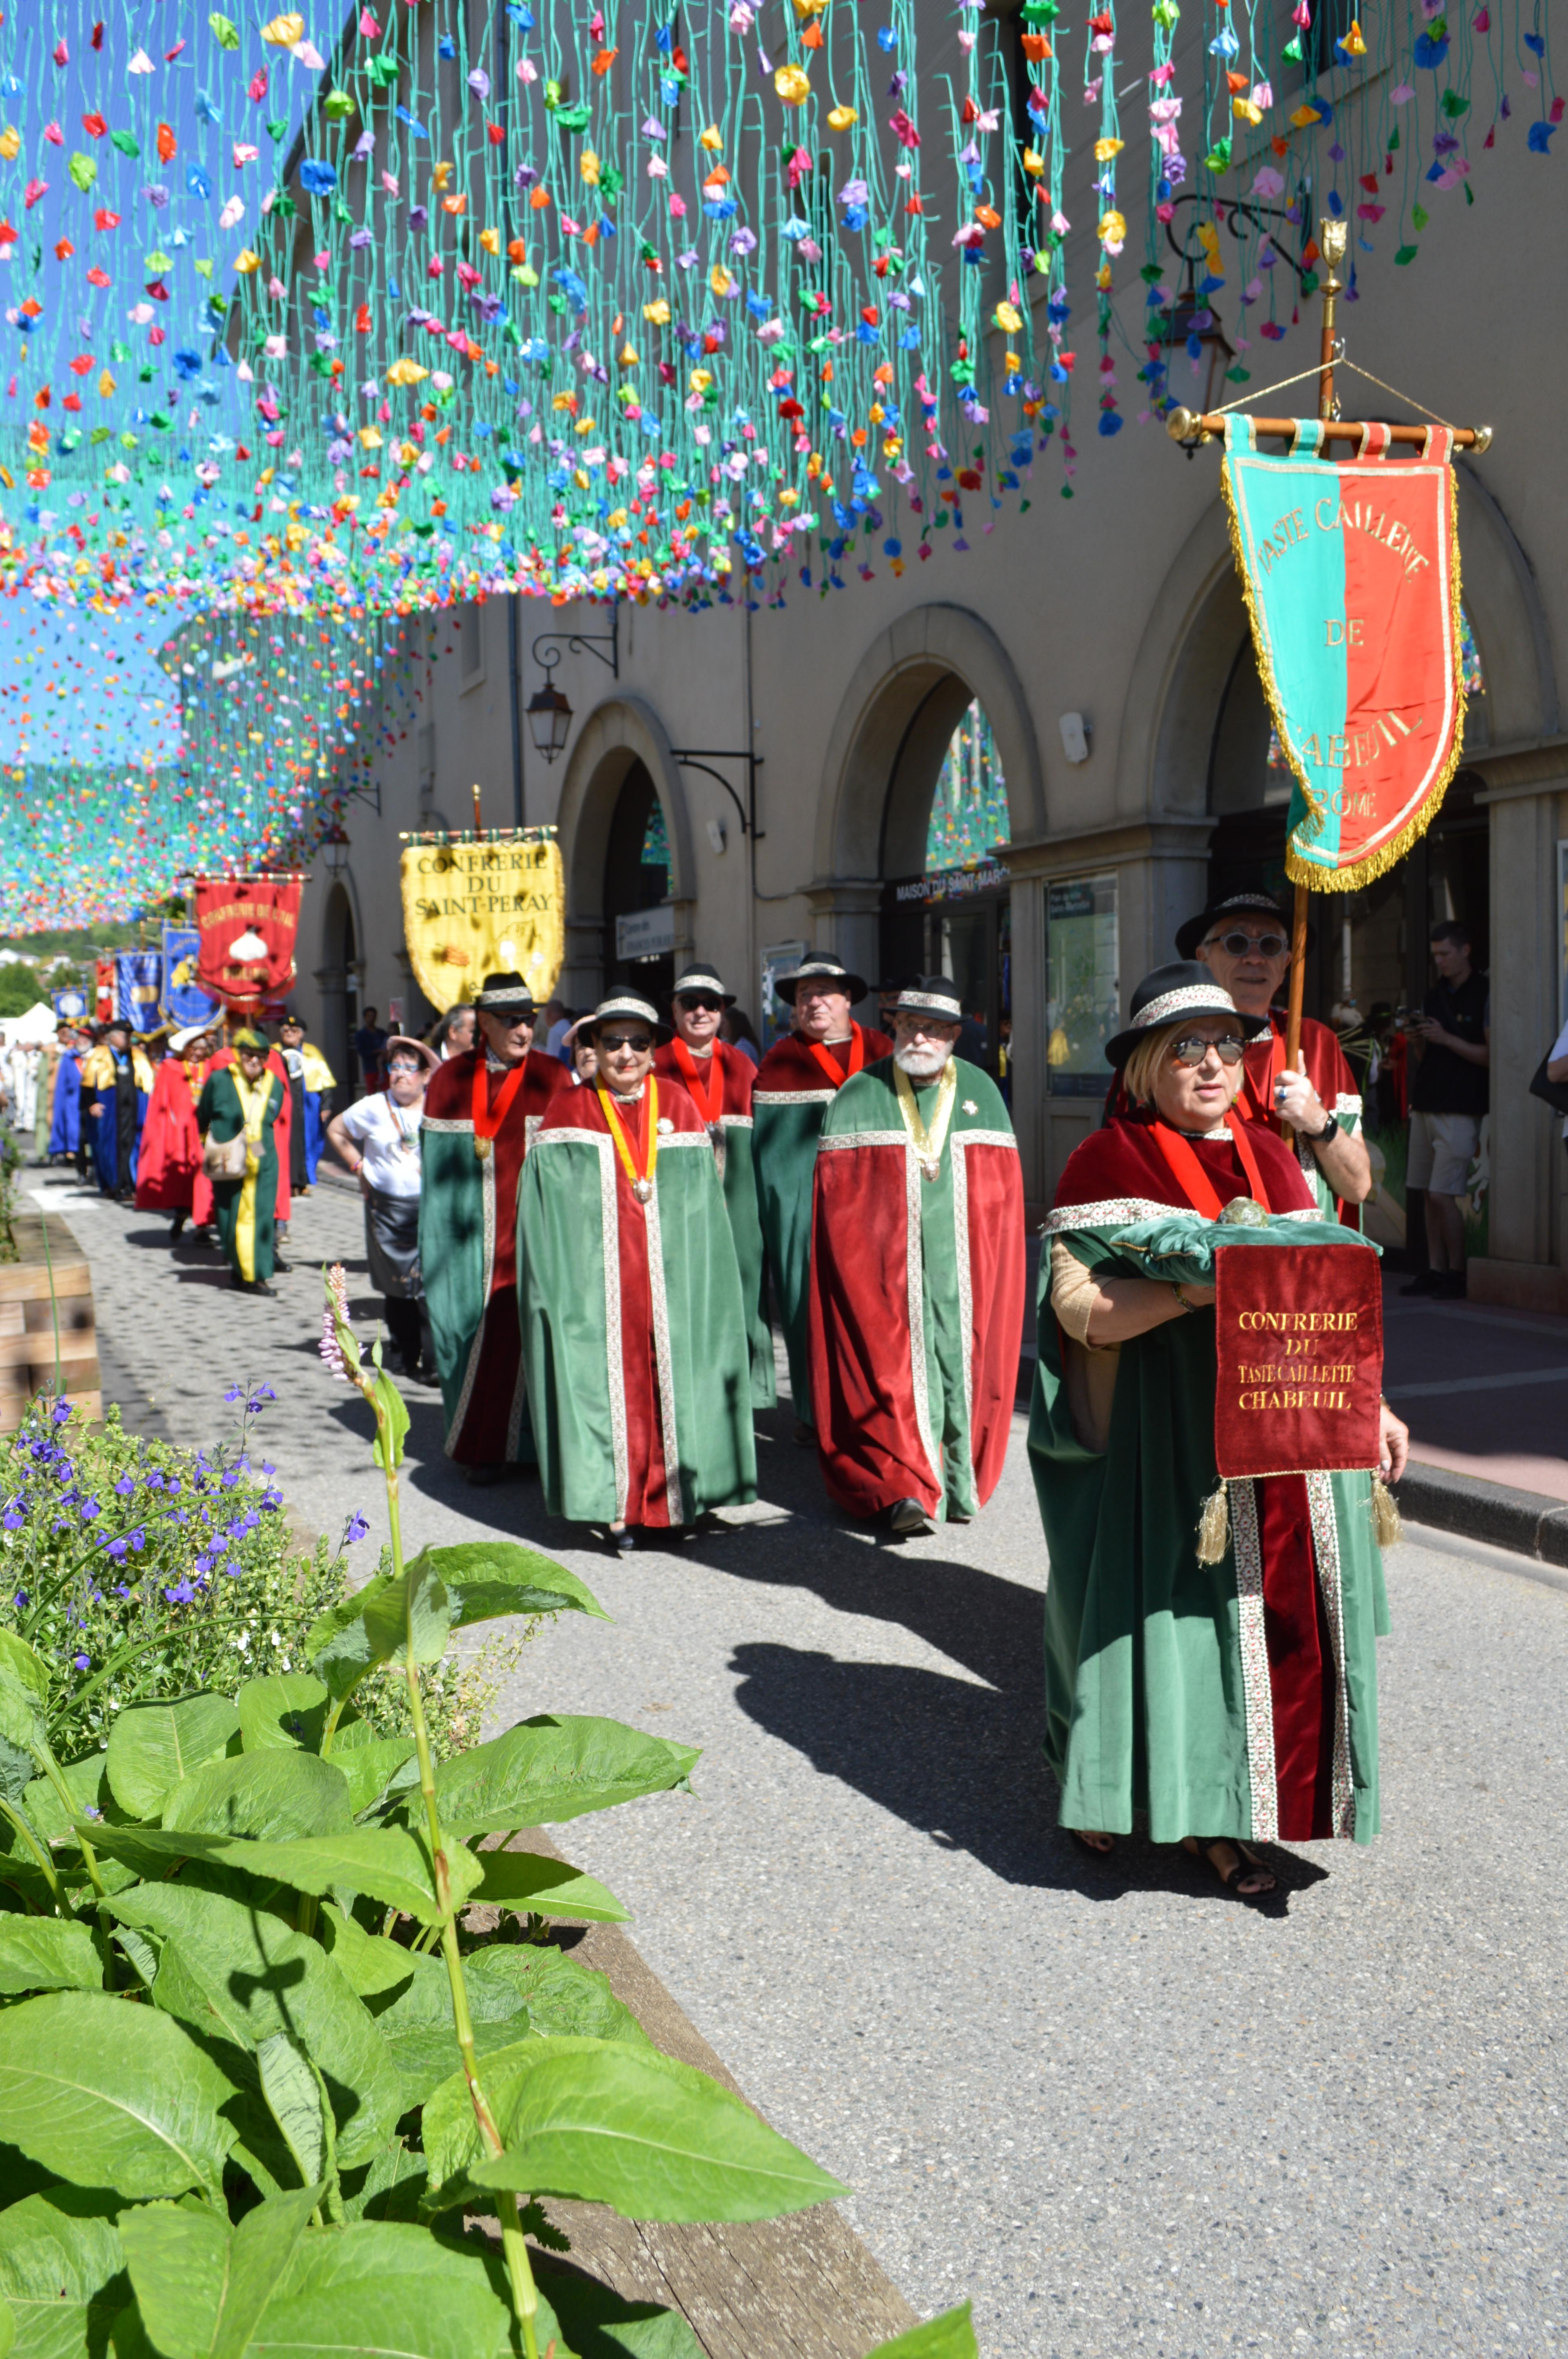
[1282,216,1349,1147]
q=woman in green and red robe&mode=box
[135,1027,213,1236]
[195,1030,284,1296]
[519,995,756,1550]
[653,964,774,1410]
[807,977,1025,1535]
[752,957,891,1435]
[1031,961,1409,1898]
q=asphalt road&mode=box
[36,1168,1568,2359]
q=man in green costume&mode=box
[653,964,774,1409]
[753,956,891,1440]
[808,977,1025,1535]
[519,995,757,1551]
[195,1029,285,1297]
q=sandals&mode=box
[1067,1828,1118,1859]
[1183,1835,1276,1900]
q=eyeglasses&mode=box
[387,1060,423,1076]
[677,996,724,1014]
[598,1032,652,1054]
[1169,1034,1248,1067]
[1208,929,1288,958]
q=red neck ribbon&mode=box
[805,1024,864,1091]
[472,1053,531,1145]
[672,1037,723,1124]
[1238,1023,1287,1129]
[1150,1117,1272,1219]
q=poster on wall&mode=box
[1045,876,1119,1096]
[759,942,808,1052]
[401,836,564,1015]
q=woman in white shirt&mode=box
[326,1035,436,1380]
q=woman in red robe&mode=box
[134,1027,215,1237]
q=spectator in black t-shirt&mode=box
[353,1008,389,1099]
[1403,922,1490,1299]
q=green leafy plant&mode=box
[0,1267,974,2359]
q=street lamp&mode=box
[322,824,350,876]
[526,667,573,765]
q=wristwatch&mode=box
[1310,1110,1341,1144]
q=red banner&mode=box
[94,958,115,1022]
[191,876,303,1013]
[1213,1244,1383,1478]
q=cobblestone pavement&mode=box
[34,1169,1568,2359]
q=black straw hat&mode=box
[774,955,868,1006]
[475,971,537,1012]
[1174,891,1314,963]
[1103,961,1272,1069]
[889,975,963,1023]
[670,966,735,1008]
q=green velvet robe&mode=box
[1031,1119,1390,1848]
[194,1068,282,1287]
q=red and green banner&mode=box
[1221,419,1465,891]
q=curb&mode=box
[1391,1458,1568,1568]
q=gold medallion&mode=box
[633,1176,654,1204]
[474,1134,493,1162]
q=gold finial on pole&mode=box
[1317,215,1348,422]
[472,781,483,838]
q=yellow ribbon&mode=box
[893,1058,958,1178]
[598,1076,659,1200]
[230,1067,274,1178]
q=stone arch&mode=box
[552,694,695,1005]
[814,602,1047,887]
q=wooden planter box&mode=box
[0,1213,100,1432]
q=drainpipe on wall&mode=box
[508,595,524,829]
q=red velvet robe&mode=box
[134,1058,208,1214]
[1048,1112,1351,1841]
[422,1046,571,1464]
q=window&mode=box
[459,604,484,690]
[1045,873,1119,1096]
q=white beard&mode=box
[894,1043,952,1081]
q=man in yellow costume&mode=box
[196,1030,285,1296]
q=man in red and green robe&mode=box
[808,977,1025,1534]
[519,995,756,1542]
[753,956,891,1436]
[195,1031,284,1295]
[419,973,570,1478]
[653,964,774,1410]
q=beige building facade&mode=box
[291,121,1567,1303]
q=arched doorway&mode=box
[879,692,1014,1084]
[602,760,676,1005]
[317,880,359,1098]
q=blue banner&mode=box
[51,987,89,1026]
[162,925,221,1027]
[115,951,164,1033]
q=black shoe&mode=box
[465,1462,503,1487]
[791,1418,816,1448]
[1399,1270,1438,1296]
[886,1497,935,1537]
[170,1211,187,1239]
[612,1525,636,1554]
[1432,1269,1467,1300]
[272,1257,291,1275]
[249,1281,278,1299]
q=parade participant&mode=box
[41,1025,79,1165]
[80,1021,154,1200]
[196,1029,285,1296]
[135,1026,214,1237]
[419,971,570,1481]
[208,1028,295,1236]
[654,965,775,1410]
[275,1013,336,1194]
[1178,892,1371,1219]
[808,977,1024,1535]
[327,1036,436,1381]
[1030,962,1408,1896]
[520,995,756,1552]
[753,956,892,1438]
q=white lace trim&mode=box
[1227,1476,1279,1843]
[1306,1470,1357,1839]
[642,1182,684,1530]
[950,1135,975,1454]
[904,1142,942,1491]
[818,1128,908,1152]
[753,1088,838,1107]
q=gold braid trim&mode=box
[1283,458,1467,894]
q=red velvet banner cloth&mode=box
[192,877,303,1011]
[1213,1243,1383,1478]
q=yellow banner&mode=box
[400,836,564,1015]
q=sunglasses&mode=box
[677,996,724,1014]
[1209,929,1289,958]
[1169,1034,1249,1067]
[598,1032,653,1054]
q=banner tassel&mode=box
[1195,1481,1230,1565]
[1370,1474,1403,1550]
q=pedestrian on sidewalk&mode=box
[326,1036,436,1383]
[1030,963,1410,1896]
[654,964,775,1412]
[519,995,757,1553]
[1403,921,1490,1301]
[353,1007,388,1098]
[196,1029,285,1296]
[418,972,570,1483]
[429,1003,475,1061]
[808,976,1025,1537]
